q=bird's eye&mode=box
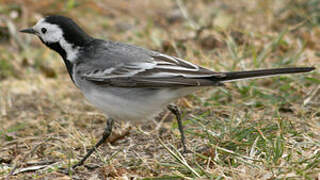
[41,28,47,34]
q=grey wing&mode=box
[79,42,225,87]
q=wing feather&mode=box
[81,53,225,87]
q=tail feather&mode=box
[218,67,315,82]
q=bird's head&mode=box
[20,15,92,61]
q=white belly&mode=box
[80,84,199,122]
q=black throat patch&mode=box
[40,37,75,83]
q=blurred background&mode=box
[0,0,319,179]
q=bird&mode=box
[20,15,315,168]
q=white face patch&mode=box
[33,18,79,62]
[33,19,62,43]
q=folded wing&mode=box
[81,54,226,87]
[81,52,314,87]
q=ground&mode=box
[0,0,319,179]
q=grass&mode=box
[0,0,319,179]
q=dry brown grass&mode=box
[0,0,319,179]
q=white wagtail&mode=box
[20,15,315,168]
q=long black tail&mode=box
[219,67,315,82]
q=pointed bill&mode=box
[20,28,37,34]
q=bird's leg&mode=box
[167,104,189,153]
[72,118,114,169]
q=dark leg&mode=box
[72,118,114,169]
[167,104,188,153]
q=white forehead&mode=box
[33,18,63,43]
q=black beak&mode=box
[20,28,36,34]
